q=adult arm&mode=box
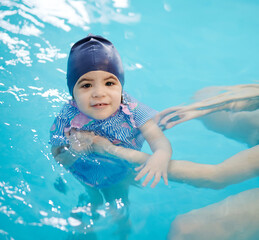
[51,129,95,168]
[53,129,259,189]
[168,188,259,240]
[94,138,259,189]
[51,145,80,168]
[156,84,259,130]
[167,145,259,189]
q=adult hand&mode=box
[155,84,259,130]
[155,106,212,130]
[65,128,95,153]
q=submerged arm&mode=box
[96,138,259,189]
[51,129,95,168]
[168,145,259,189]
[156,84,259,130]
[51,145,79,168]
[169,188,259,240]
[92,135,149,164]
[53,129,259,189]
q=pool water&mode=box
[1,0,259,239]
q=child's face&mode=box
[73,70,122,120]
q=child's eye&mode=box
[106,81,115,86]
[82,83,91,88]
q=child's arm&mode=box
[91,120,172,187]
[135,119,172,187]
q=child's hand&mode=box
[135,150,170,188]
[65,128,95,153]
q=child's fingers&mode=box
[150,172,162,188]
[162,172,168,185]
[134,164,144,172]
[134,167,149,181]
[141,171,155,187]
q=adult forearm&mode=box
[168,145,259,189]
[100,140,171,166]
[100,144,220,188]
[104,144,149,164]
[167,160,219,189]
[212,145,259,187]
[100,143,257,189]
[52,145,81,168]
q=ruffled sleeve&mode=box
[121,92,158,128]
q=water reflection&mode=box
[0,0,140,69]
[1,0,258,239]
[0,1,140,238]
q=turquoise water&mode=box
[1,0,259,239]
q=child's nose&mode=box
[92,85,105,98]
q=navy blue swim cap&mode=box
[67,34,124,96]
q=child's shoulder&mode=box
[122,91,134,103]
[121,91,158,128]
[123,91,157,113]
[122,92,138,111]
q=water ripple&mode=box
[0,0,140,70]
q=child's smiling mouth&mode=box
[91,103,109,108]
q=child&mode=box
[50,34,172,236]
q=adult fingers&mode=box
[159,107,181,118]
[159,112,180,126]
[164,118,185,129]
[154,109,177,123]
